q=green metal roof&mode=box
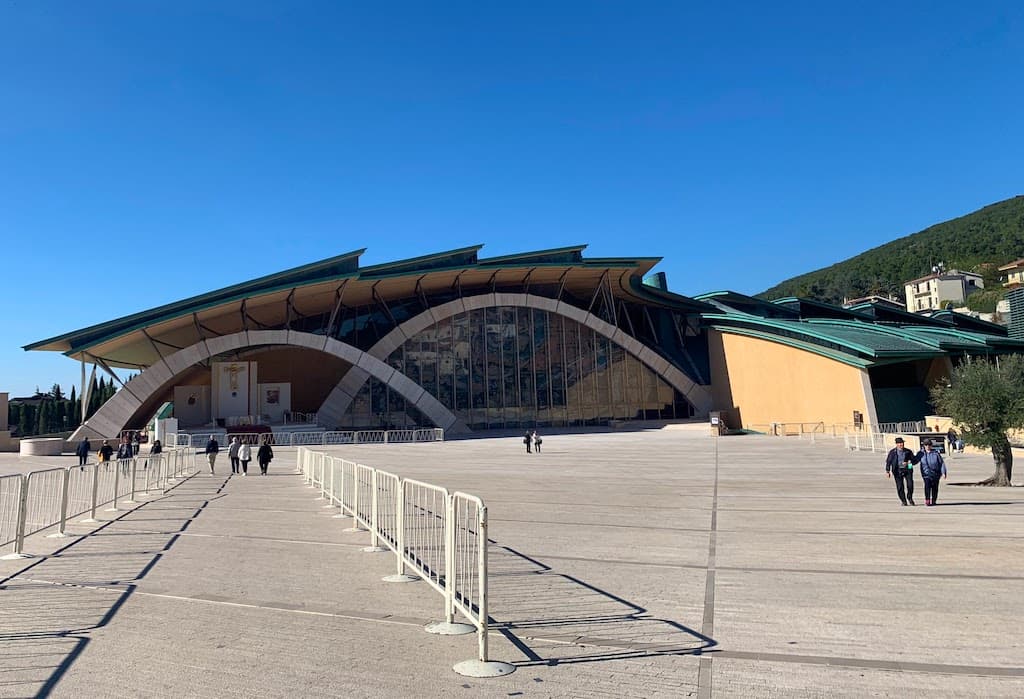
[26,244,694,357]
[24,249,366,353]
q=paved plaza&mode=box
[2,428,1023,697]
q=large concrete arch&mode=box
[317,292,713,424]
[72,330,466,441]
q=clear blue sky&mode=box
[2,1,1022,398]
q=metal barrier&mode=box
[0,447,199,560]
[176,428,446,448]
[843,432,889,452]
[1,474,26,556]
[297,446,514,677]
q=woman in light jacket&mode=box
[239,442,252,476]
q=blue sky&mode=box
[2,1,1022,397]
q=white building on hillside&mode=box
[904,270,983,312]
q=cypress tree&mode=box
[36,400,49,435]
[19,405,34,436]
[8,403,19,431]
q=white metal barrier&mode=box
[173,428,446,448]
[0,447,199,560]
[296,447,513,677]
[843,432,889,453]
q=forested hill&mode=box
[758,196,1024,305]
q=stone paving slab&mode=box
[1,429,1022,697]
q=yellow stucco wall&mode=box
[708,330,874,428]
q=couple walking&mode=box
[523,430,542,454]
[885,437,947,506]
[207,436,274,476]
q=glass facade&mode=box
[342,305,693,429]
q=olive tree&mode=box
[930,354,1024,486]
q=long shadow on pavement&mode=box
[0,474,224,698]
[488,544,715,668]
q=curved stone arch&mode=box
[317,292,713,424]
[71,330,466,441]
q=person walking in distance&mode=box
[915,439,947,506]
[116,436,134,475]
[227,437,241,475]
[885,437,916,506]
[97,439,114,465]
[257,438,274,476]
[239,442,252,476]
[205,436,220,475]
[523,430,532,454]
[532,430,542,454]
[76,437,91,467]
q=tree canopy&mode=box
[930,355,1024,486]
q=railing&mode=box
[843,432,889,453]
[298,447,513,678]
[0,448,198,560]
[748,421,930,441]
[170,428,445,449]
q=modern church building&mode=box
[25,246,1024,440]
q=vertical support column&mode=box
[383,482,418,582]
[107,463,121,512]
[46,469,71,539]
[452,502,514,676]
[362,469,387,552]
[1,477,31,559]
[82,464,100,522]
[123,459,138,504]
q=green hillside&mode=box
[758,196,1024,306]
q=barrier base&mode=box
[45,532,69,539]
[361,546,388,553]
[122,499,137,504]
[105,507,119,512]
[1,552,32,560]
[382,573,419,583]
[453,660,516,678]
[331,513,347,519]
[425,621,475,636]
[344,526,365,533]
[79,517,98,523]
[321,504,336,509]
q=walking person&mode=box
[205,436,220,475]
[227,437,241,474]
[523,430,532,454]
[884,437,916,506]
[257,439,274,475]
[915,439,947,506]
[76,437,91,467]
[97,439,114,464]
[147,439,162,470]
[532,430,542,454]
[239,442,251,476]
[131,433,141,456]
[117,437,134,475]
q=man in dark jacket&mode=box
[885,437,916,506]
[116,437,134,474]
[915,440,947,506]
[256,440,273,476]
[75,438,91,467]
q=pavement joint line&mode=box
[508,552,1024,581]
[697,435,720,698]
[21,574,1019,679]
[492,519,1024,540]
[10,576,429,628]
[6,575,1024,680]
[176,531,366,548]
